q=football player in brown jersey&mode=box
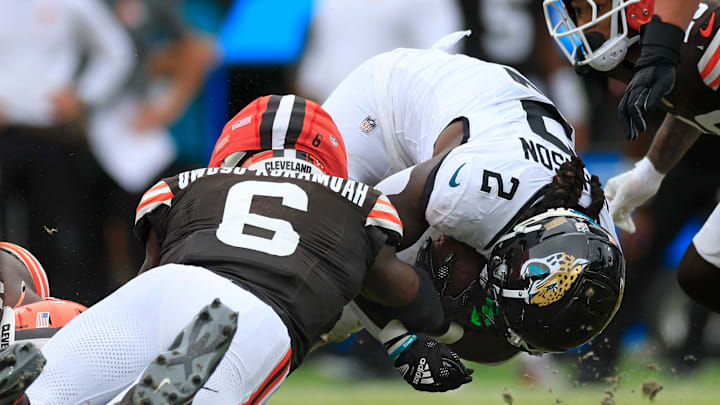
[544,0,720,312]
[0,96,475,405]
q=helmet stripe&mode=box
[271,95,296,149]
[259,95,282,149]
[284,97,307,149]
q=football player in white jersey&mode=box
[319,31,625,361]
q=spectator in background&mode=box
[87,0,218,294]
[458,0,592,151]
[171,0,232,167]
[294,0,462,102]
[0,0,133,304]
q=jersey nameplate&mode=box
[519,137,570,172]
[177,167,369,207]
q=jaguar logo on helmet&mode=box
[521,252,589,307]
[486,208,625,354]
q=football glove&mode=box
[385,332,473,392]
[416,238,479,319]
[605,157,665,233]
[618,16,684,140]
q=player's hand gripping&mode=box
[605,157,665,233]
[385,331,473,392]
[618,16,684,140]
[416,238,479,319]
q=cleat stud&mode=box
[229,313,238,321]
[172,350,180,356]
[211,298,221,308]
[168,392,178,401]
[222,326,233,336]
[156,355,167,365]
[140,398,152,405]
[142,374,153,385]
[191,375,202,385]
[20,344,31,352]
[199,310,210,321]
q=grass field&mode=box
[269,352,720,405]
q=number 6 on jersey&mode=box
[216,181,309,256]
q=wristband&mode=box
[637,16,684,68]
[380,320,417,361]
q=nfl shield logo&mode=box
[360,116,377,134]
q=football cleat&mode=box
[0,343,46,405]
[118,298,238,405]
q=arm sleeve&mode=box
[354,265,446,336]
[72,0,134,106]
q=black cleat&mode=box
[0,343,45,405]
[119,298,238,405]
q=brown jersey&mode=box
[610,0,720,134]
[133,167,403,368]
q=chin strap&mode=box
[505,327,545,356]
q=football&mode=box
[431,235,485,297]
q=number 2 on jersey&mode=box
[216,181,308,256]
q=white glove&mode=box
[605,157,665,233]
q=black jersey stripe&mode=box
[284,97,307,149]
[259,95,282,149]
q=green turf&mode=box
[269,354,720,405]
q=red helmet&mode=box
[15,298,86,330]
[0,242,50,299]
[209,95,348,178]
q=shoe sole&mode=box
[0,343,46,405]
[131,298,239,405]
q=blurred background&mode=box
[0,0,719,403]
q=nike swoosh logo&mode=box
[701,12,715,37]
[154,377,172,393]
[449,163,466,187]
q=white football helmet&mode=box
[543,0,654,71]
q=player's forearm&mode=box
[161,36,217,122]
[654,0,699,28]
[363,264,447,334]
[646,114,701,174]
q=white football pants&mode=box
[694,202,720,268]
[26,264,291,405]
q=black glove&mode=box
[385,332,473,392]
[416,238,480,320]
[618,15,684,140]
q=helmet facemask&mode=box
[485,209,625,354]
[543,0,650,72]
